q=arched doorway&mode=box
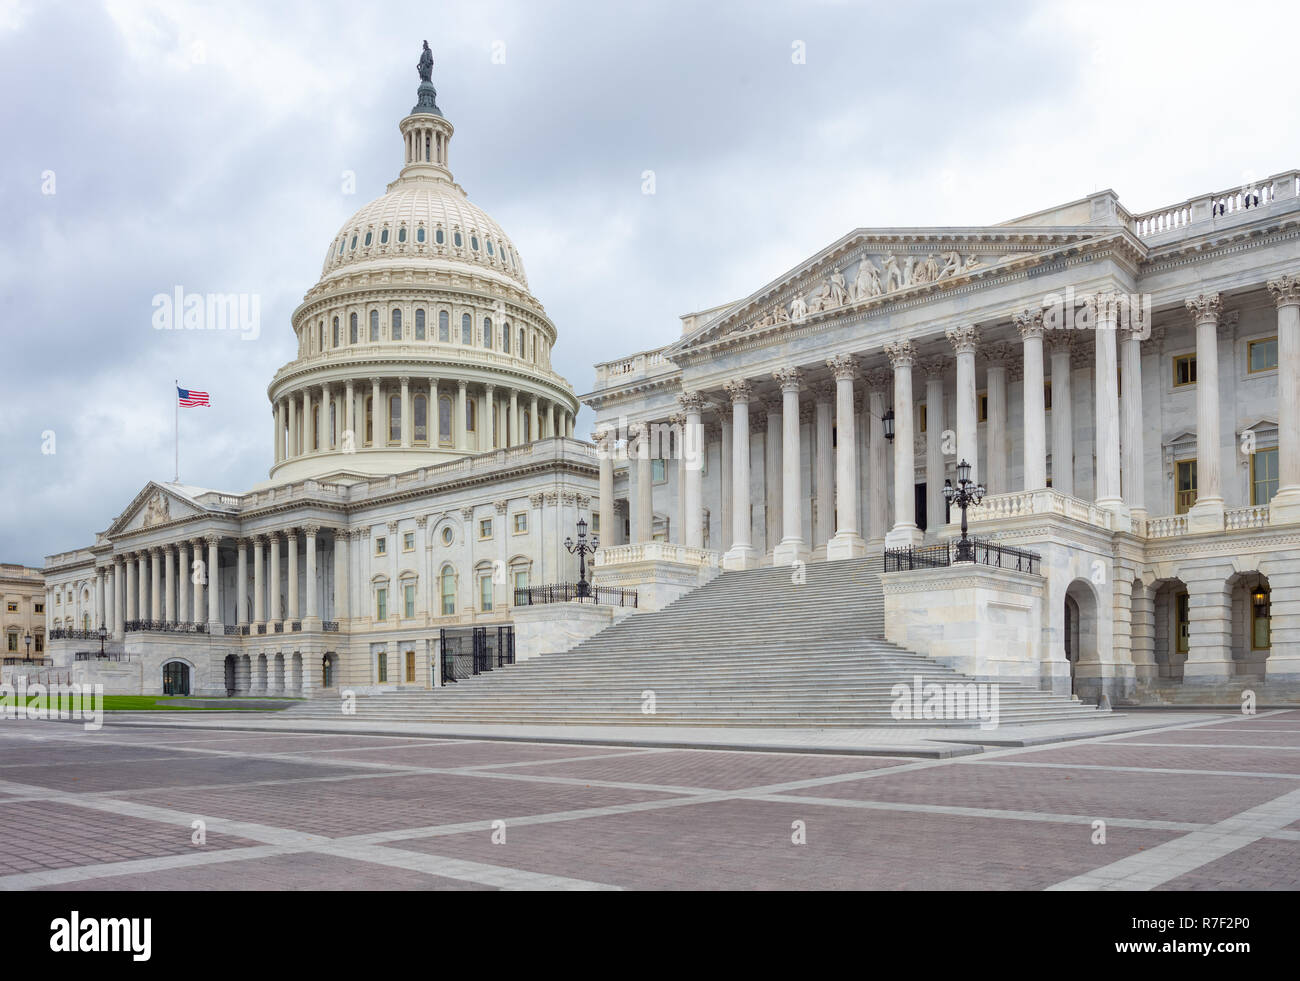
[224,655,237,696]
[1063,580,1100,700]
[162,661,191,696]
[1152,579,1189,682]
[1228,572,1271,679]
[321,653,336,688]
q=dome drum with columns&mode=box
[266,59,577,485]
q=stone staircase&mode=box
[286,558,1106,727]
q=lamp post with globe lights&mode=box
[563,518,599,599]
[943,458,985,563]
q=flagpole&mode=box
[174,379,179,484]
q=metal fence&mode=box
[123,620,209,634]
[514,584,639,608]
[883,539,1040,575]
[74,652,131,662]
[439,625,516,685]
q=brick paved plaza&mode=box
[0,711,1298,891]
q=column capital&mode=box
[1185,292,1223,326]
[203,533,221,548]
[302,523,321,538]
[386,520,399,535]
[235,537,249,551]
[1267,273,1300,307]
[945,324,980,355]
[723,378,754,404]
[458,378,468,391]
[678,390,707,413]
[398,376,410,386]
[494,500,509,514]
[1046,329,1076,357]
[863,367,893,392]
[826,353,860,381]
[984,342,1017,370]
[285,528,298,542]
[369,376,381,386]
[917,357,946,380]
[884,339,916,369]
[809,382,835,403]
[1014,308,1045,339]
[773,366,804,392]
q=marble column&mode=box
[632,422,653,543]
[813,386,834,549]
[680,393,705,549]
[763,398,782,554]
[286,530,299,622]
[885,340,923,547]
[720,416,733,553]
[344,380,356,448]
[269,533,282,624]
[253,536,265,629]
[546,401,556,439]
[865,371,891,545]
[177,542,189,624]
[114,556,126,639]
[148,548,160,620]
[124,554,136,625]
[595,430,615,552]
[1017,310,1048,491]
[163,545,175,623]
[530,394,540,443]
[369,377,381,447]
[1120,322,1146,518]
[670,413,687,543]
[827,354,867,558]
[95,569,105,631]
[1095,297,1125,514]
[302,388,312,454]
[485,384,497,450]
[722,379,757,569]
[400,376,412,448]
[1268,274,1300,523]
[304,524,319,625]
[334,530,349,623]
[946,325,980,485]
[456,380,468,450]
[287,395,298,457]
[771,368,808,564]
[236,538,248,628]
[1185,293,1223,531]
[509,389,519,446]
[190,540,204,626]
[204,536,220,628]
[985,345,1010,495]
[921,359,946,533]
[136,553,148,621]
[272,403,282,463]
[1049,333,1075,496]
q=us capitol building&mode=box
[36,46,1300,707]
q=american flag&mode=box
[177,386,209,407]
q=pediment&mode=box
[108,483,204,537]
[667,225,1135,356]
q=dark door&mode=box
[163,662,190,696]
[915,483,927,532]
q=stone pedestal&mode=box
[512,601,637,662]
[593,542,721,611]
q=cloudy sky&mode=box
[2,0,1297,566]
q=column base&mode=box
[302,617,322,631]
[826,532,868,560]
[1268,487,1300,526]
[1182,659,1233,683]
[884,525,924,549]
[772,539,810,566]
[722,544,760,571]
[1186,497,1225,534]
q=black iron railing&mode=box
[514,584,639,608]
[124,620,209,634]
[74,651,131,662]
[291,621,302,632]
[439,625,515,685]
[883,539,1040,575]
[3,656,53,666]
[49,628,99,640]
[322,621,340,632]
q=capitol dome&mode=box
[264,52,579,486]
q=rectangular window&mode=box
[404,583,415,618]
[1252,448,1279,505]
[480,574,494,611]
[1248,336,1278,373]
[977,392,988,423]
[918,403,927,434]
[441,573,455,615]
[1175,459,1197,514]
[479,518,493,539]
[375,537,386,556]
[34,635,43,653]
[592,513,601,535]
[34,603,44,614]
[1175,591,1190,654]
[405,650,416,683]
[1252,589,1271,650]
[403,532,415,552]
[5,602,16,613]
[652,458,666,483]
[1043,380,1052,411]
[513,512,527,534]
[513,569,529,592]
[1173,354,1197,387]
[377,651,388,683]
[7,634,16,652]
[376,587,387,621]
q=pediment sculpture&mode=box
[142,492,170,528]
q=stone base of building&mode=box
[512,600,637,661]
[826,532,868,560]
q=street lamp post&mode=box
[563,517,599,599]
[98,623,107,657]
[23,630,32,662]
[943,458,985,563]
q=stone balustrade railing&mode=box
[1225,505,1270,530]
[1130,169,1299,238]
[1142,514,1187,538]
[592,346,676,388]
[596,542,721,569]
[967,490,1115,531]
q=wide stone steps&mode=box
[286,556,1103,728]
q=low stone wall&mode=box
[512,601,636,661]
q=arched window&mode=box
[398,225,407,243]
[503,322,511,353]
[454,230,463,248]
[466,398,477,433]
[518,328,524,354]
[337,238,345,256]
[486,239,494,256]
[391,308,402,341]
[471,235,479,251]
[329,401,337,447]
[363,230,372,246]
[318,322,325,351]
[522,413,531,442]
[416,226,426,243]
[364,396,373,446]
[414,394,428,444]
[461,313,472,345]
[438,395,453,445]
[483,316,492,348]
[350,312,358,344]
[369,310,379,342]
[440,566,456,615]
[389,395,401,443]
[380,228,389,244]
[415,309,426,340]
[435,227,444,245]
[332,316,339,347]
[349,234,357,250]
[438,310,449,342]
